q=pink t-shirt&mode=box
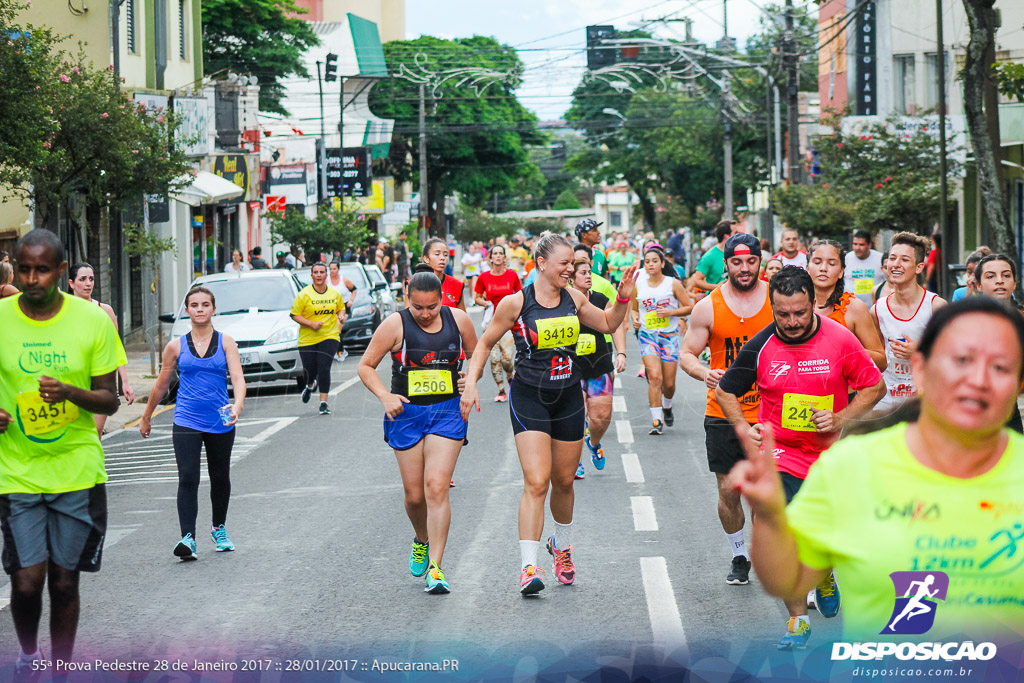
[717,315,882,479]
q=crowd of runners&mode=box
[1,216,1022,676]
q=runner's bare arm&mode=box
[679,296,717,384]
[461,292,523,418]
[139,339,180,437]
[358,313,409,419]
[38,370,118,416]
[846,299,887,371]
[630,290,640,330]
[688,270,718,292]
[571,263,639,333]
[816,377,885,432]
[222,335,246,424]
[664,278,694,317]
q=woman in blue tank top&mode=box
[358,273,479,594]
[461,234,639,595]
[140,286,247,561]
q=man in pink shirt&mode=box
[715,266,885,650]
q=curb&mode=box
[102,404,174,441]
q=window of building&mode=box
[894,54,916,114]
[126,0,136,54]
[609,211,623,228]
[179,0,187,60]
[924,52,947,112]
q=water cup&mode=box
[218,404,234,426]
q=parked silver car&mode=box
[159,270,305,388]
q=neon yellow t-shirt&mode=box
[0,293,127,494]
[787,423,1024,641]
[291,285,344,347]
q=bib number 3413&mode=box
[535,316,579,350]
[781,393,833,432]
[16,391,80,437]
[408,370,453,396]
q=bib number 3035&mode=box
[16,391,80,437]
[781,393,833,432]
[535,316,579,350]
[408,370,453,396]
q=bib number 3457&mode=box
[16,391,80,437]
[535,316,579,350]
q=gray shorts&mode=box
[0,485,107,574]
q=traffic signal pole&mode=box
[419,83,429,241]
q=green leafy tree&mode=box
[368,36,545,233]
[202,0,319,115]
[552,189,581,210]
[994,60,1024,102]
[454,206,516,244]
[268,203,370,260]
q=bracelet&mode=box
[617,352,626,357]
[616,295,630,303]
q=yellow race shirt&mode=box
[291,285,344,347]
[0,293,127,494]
[787,423,1024,641]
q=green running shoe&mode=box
[424,561,450,594]
[409,538,429,577]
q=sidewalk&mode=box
[103,344,163,438]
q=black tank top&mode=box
[575,290,614,380]
[390,307,464,405]
[511,284,580,390]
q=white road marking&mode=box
[631,496,658,531]
[615,419,634,444]
[328,375,361,396]
[613,376,622,389]
[0,526,139,611]
[640,557,688,650]
[621,453,644,483]
[613,395,627,413]
[247,416,299,442]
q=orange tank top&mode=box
[825,292,855,328]
[706,285,774,420]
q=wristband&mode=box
[617,352,626,357]
[616,295,630,303]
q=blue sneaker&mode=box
[574,462,585,479]
[409,538,429,577]
[173,533,198,561]
[586,435,605,470]
[777,618,811,650]
[211,524,235,552]
[815,570,841,618]
[424,561,450,594]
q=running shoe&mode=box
[449,479,455,487]
[409,539,429,577]
[806,588,817,610]
[777,617,812,650]
[319,401,331,415]
[663,407,674,426]
[301,380,317,403]
[494,390,507,402]
[519,564,546,595]
[814,569,841,618]
[546,537,576,585]
[12,658,40,683]
[649,419,664,435]
[726,555,751,585]
[574,462,585,479]
[586,435,605,470]
[173,533,198,561]
[211,524,235,552]
[637,368,646,379]
[424,561,450,594]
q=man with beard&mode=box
[679,233,774,585]
[715,266,884,650]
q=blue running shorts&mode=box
[638,329,680,362]
[383,395,467,451]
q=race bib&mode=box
[16,391,80,437]
[408,370,453,397]
[576,334,597,356]
[536,316,579,349]
[645,310,669,329]
[854,278,875,295]
[781,393,833,432]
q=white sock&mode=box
[651,407,663,422]
[553,521,572,550]
[662,397,673,409]
[519,540,541,569]
[727,530,747,558]
[794,615,810,628]
[19,650,40,663]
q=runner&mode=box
[843,230,884,305]
[973,253,1024,432]
[679,233,774,585]
[0,230,126,672]
[872,251,893,303]
[0,261,16,298]
[951,247,990,302]
[357,272,478,594]
[473,244,521,402]
[729,296,1024,642]
[870,232,947,412]
[689,221,735,294]
[67,262,136,435]
[716,266,885,649]
[763,257,783,282]
[773,228,808,268]
[461,241,483,296]
[461,234,638,595]
[291,262,345,415]
[607,240,636,284]
[631,244,693,435]
[807,241,886,369]
[140,286,246,560]
[328,261,357,362]
[423,238,466,310]
[574,219,608,278]
[224,249,251,273]
[570,257,627,478]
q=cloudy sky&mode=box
[406,0,802,120]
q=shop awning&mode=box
[171,170,245,207]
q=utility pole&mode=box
[317,61,327,204]
[784,0,801,184]
[936,0,953,297]
[418,83,429,241]
[720,2,734,220]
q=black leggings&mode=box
[299,338,340,394]
[172,424,235,538]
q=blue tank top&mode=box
[174,331,232,433]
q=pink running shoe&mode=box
[546,537,576,585]
[520,564,546,595]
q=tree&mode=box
[267,203,370,260]
[368,36,545,233]
[202,0,319,116]
[454,206,515,244]
[552,189,581,210]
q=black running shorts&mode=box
[703,416,754,475]
[509,379,585,441]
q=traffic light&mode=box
[586,26,616,70]
[324,53,338,82]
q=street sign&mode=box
[325,147,372,198]
[265,196,286,214]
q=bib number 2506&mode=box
[408,370,453,396]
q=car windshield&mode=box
[366,267,386,285]
[337,265,370,289]
[178,277,295,318]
